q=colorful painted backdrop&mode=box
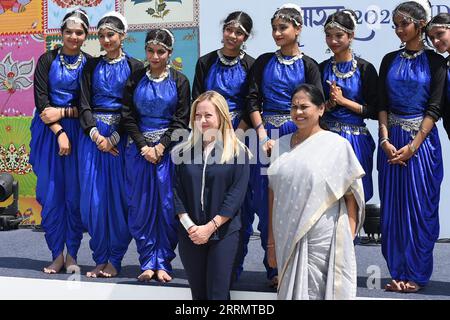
[0,0,200,226]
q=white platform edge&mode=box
[0,276,395,300]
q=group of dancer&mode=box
[29,0,450,300]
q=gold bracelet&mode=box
[408,141,417,154]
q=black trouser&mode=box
[178,230,239,300]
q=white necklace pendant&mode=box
[146,65,170,83]
[217,49,245,67]
[275,50,303,66]
[331,56,357,79]
[58,48,83,70]
[103,51,126,64]
[400,49,424,60]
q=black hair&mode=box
[97,16,125,33]
[223,11,253,37]
[61,9,89,34]
[292,84,328,130]
[425,13,450,45]
[145,29,173,50]
[324,10,357,33]
[271,7,303,27]
[393,1,431,35]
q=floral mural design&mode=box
[0,0,31,14]
[50,0,102,8]
[0,52,34,116]
[0,143,32,175]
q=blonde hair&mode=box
[179,91,249,164]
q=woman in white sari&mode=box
[267,83,365,300]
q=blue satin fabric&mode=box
[126,74,179,272]
[322,59,365,126]
[261,55,306,113]
[78,116,131,272]
[237,121,297,280]
[378,53,443,286]
[378,120,442,286]
[133,74,178,131]
[386,52,431,115]
[92,57,131,110]
[48,53,86,107]
[332,130,375,202]
[205,58,248,113]
[322,59,375,201]
[30,118,83,261]
[125,144,177,272]
[78,58,132,272]
[29,54,86,261]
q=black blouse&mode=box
[246,52,323,119]
[33,48,92,115]
[378,49,446,121]
[192,50,255,126]
[121,67,191,151]
[192,50,255,100]
[319,56,379,120]
[78,55,144,134]
[173,145,250,239]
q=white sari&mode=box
[268,130,365,300]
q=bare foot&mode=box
[385,279,405,292]
[155,269,172,283]
[137,270,155,282]
[404,281,421,293]
[43,253,64,274]
[65,254,80,274]
[86,264,106,278]
[269,275,278,289]
[99,263,118,278]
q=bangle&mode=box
[267,243,275,248]
[55,128,65,139]
[109,131,120,146]
[379,137,390,146]
[359,104,364,114]
[180,214,196,231]
[259,136,270,146]
[89,127,99,142]
[254,122,264,130]
[419,126,429,135]
[408,141,417,154]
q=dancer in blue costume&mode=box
[121,29,191,283]
[78,12,142,278]
[320,10,378,202]
[241,3,323,288]
[192,11,254,130]
[426,13,450,139]
[378,0,447,293]
[29,9,90,274]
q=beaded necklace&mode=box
[275,50,303,65]
[58,48,83,70]
[146,65,170,83]
[217,49,245,66]
[331,56,358,79]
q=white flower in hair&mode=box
[279,3,302,14]
[101,11,128,33]
[342,10,357,32]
